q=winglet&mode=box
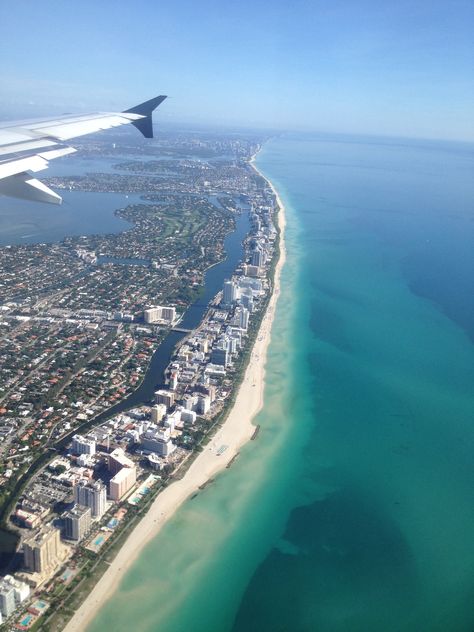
[123,95,167,138]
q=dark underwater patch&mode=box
[232,487,418,632]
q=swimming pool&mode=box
[20,614,34,626]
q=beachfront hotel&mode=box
[74,480,107,519]
[109,467,136,501]
[63,505,92,542]
[23,525,62,574]
[108,448,137,501]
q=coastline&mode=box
[64,149,287,632]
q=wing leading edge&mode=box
[0,95,167,205]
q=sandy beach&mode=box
[64,153,286,632]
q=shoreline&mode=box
[64,148,286,632]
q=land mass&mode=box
[0,132,284,631]
[64,175,285,631]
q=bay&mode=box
[0,153,162,246]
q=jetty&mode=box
[251,425,260,440]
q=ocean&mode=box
[87,133,474,632]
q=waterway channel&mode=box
[73,205,250,426]
[0,206,250,569]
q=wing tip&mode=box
[124,95,167,138]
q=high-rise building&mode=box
[0,583,15,619]
[23,525,61,574]
[240,291,254,312]
[238,307,250,330]
[107,448,136,501]
[109,467,136,501]
[150,404,167,424]
[211,346,228,367]
[154,389,175,409]
[1,576,30,606]
[169,371,178,391]
[74,480,107,519]
[182,394,195,410]
[143,307,161,323]
[141,428,176,457]
[197,338,209,353]
[227,326,242,345]
[196,394,211,415]
[226,337,236,353]
[194,383,216,402]
[160,306,176,322]
[238,277,263,293]
[251,248,264,267]
[108,447,135,475]
[243,264,261,278]
[180,409,196,425]
[222,280,238,306]
[71,434,96,456]
[63,505,92,542]
[144,306,176,324]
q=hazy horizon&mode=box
[1,0,473,142]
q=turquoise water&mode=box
[88,134,474,632]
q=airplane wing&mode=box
[0,95,167,205]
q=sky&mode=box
[0,0,473,140]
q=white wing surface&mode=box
[0,95,167,205]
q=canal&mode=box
[0,208,250,569]
[74,206,250,426]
